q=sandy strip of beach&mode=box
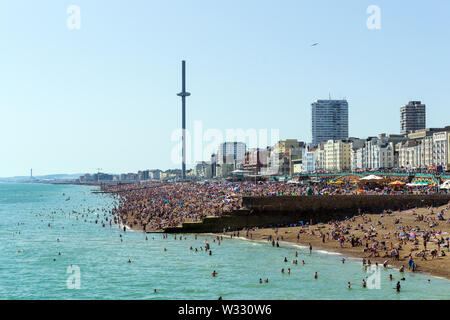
[222,204,450,280]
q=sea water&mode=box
[0,183,449,300]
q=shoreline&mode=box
[216,203,450,281]
[113,202,450,280]
[212,233,450,281]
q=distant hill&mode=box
[0,173,84,183]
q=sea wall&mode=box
[163,194,450,233]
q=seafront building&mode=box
[266,139,304,175]
[243,148,269,175]
[216,142,246,165]
[301,144,317,173]
[433,131,450,170]
[323,139,354,172]
[400,101,426,135]
[194,161,213,179]
[397,127,450,171]
[351,134,405,171]
[311,99,349,145]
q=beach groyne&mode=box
[163,194,450,233]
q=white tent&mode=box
[407,182,429,187]
[440,180,450,190]
[360,175,383,180]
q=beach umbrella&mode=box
[389,181,406,186]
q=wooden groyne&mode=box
[163,194,450,233]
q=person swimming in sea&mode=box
[396,281,401,292]
[212,270,217,277]
[314,272,318,279]
[362,279,367,288]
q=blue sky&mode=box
[1,0,449,176]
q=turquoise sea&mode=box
[0,183,449,300]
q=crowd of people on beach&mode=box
[104,179,444,231]
[108,181,308,231]
[291,205,450,272]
